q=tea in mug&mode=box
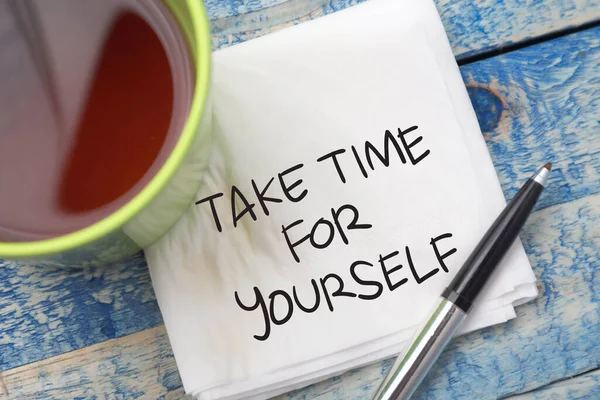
[0,1,192,242]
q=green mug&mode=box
[0,0,212,268]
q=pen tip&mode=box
[544,163,552,171]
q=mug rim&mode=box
[0,0,212,259]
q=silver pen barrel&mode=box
[373,298,466,400]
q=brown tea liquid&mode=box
[58,11,173,213]
[0,9,178,241]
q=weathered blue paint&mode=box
[3,17,596,377]
[510,368,600,399]
[461,26,600,212]
[0,1,599,399]
[0,253,161,370]
[205,0,600,58]
[204,0,283,20]
[461,28,600,212]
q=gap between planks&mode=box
[506,367,600,399]
[1,192,598,400]
[457,18,600,65]
[1,0,599,378]
[208,0,600,60]
[0,326,190,400]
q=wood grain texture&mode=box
[1,191,597,399]
[462,26,600,211]
[508,368,600,399]
[0,326,185,400]
[2,19,598,377]
[207,0,600,59]
[0,1,599,399]
[0,253,162,370]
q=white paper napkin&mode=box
[145,0,537,399]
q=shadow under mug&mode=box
[0,0,212,268]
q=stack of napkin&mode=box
[145,0,538,398]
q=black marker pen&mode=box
[373,163,551,400]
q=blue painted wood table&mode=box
[1,0,599,399]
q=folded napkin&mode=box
[145,0,538,398]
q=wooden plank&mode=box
[207,0,600,59]
[508,368,600,399]
[460,25,600,211]
[0,326,187,400]
[0,14,598,378]
[0,253,163,371]
[1,191,598,399]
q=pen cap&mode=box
[442,169,547,313]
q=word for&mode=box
[282,203,372,263]
[234,232,457,341]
